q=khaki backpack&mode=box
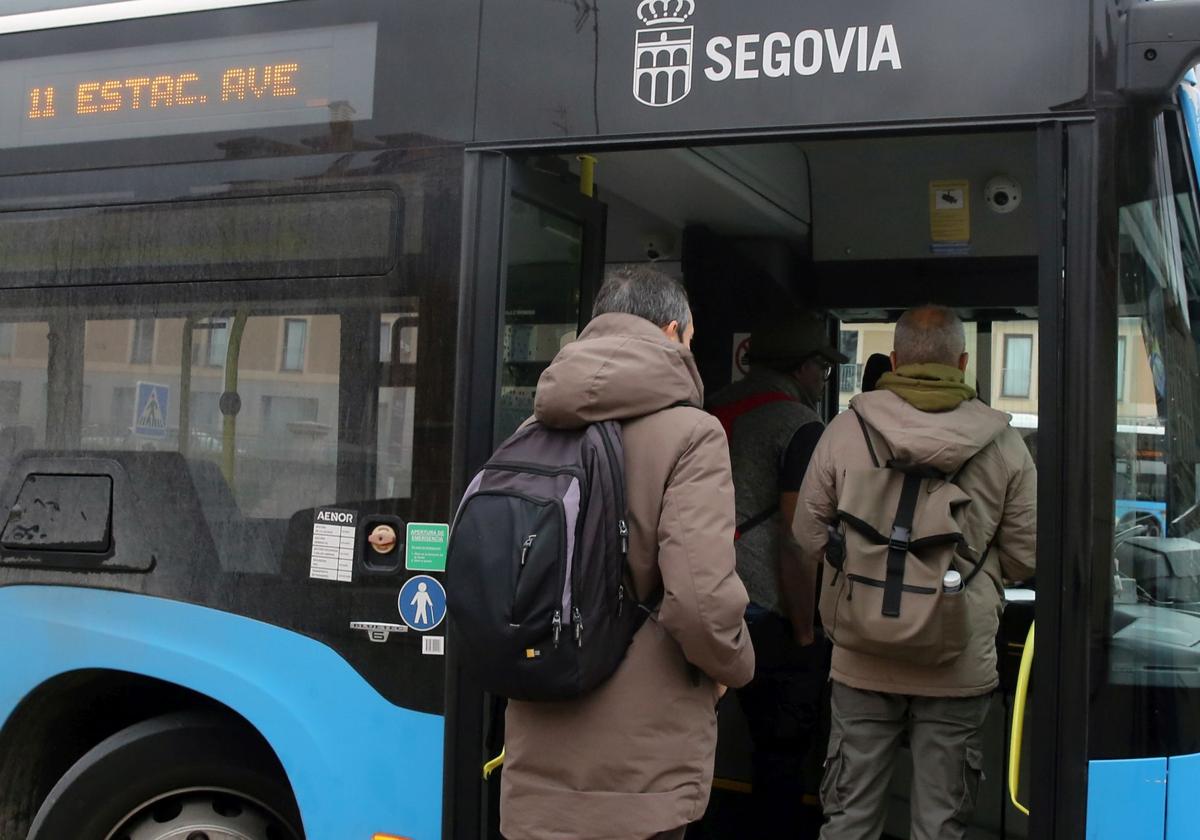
[820,409,987,667]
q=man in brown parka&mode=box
[792,305,1036,839]
[500,266,756,840]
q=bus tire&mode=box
[27,709,303,840]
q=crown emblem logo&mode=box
[637,0,694,27]
[633,0,695,107]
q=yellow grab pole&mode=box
[483,747,505,780]
[179,315,195,457]
[1008,621,1035,816]
[577,155,598,198]
[221,310,249,486]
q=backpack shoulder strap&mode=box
[882,471,923,617]
[849,407,922,618]
[850,407,885,468]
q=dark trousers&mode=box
[819,682,990,840]
[736,611,831,837]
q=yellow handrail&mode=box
[1008,621,1035,816]
[577,155,598,197]
[220,310,248,486]
[483,747,505,780]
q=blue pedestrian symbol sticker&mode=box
[133,382,169,438]
[398,574,446,632]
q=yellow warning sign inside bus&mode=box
[929,179,971,253]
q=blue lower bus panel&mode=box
[0,585,442,840]
[1087,757,1166,840]
[1167,752,1200,839]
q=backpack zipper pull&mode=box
[573,606,583,647]
[618,519,629,555]
[617,583,625,616]
[847,578,855,601]
[520,534,537,566]
[552,610,562,646]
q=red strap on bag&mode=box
[709,390,796,439]
[708,390,796,540]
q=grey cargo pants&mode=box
[819,681,990,840]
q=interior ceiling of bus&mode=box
[562,128,1039,259]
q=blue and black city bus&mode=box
[1,1,1200,838]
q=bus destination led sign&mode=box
[1,22,377,148]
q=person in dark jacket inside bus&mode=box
[861,352,892,393]
[706,313,846,835]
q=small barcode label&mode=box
[422,636,445,656]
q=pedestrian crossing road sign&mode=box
[133,382,169,438]
[398,574,446,632]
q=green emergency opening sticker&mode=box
[405,522,449,572]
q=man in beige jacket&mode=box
[501,265,756,840]
[792,305,1036,839]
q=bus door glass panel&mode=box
[495,163,605,442]
[1095,109,1200,760]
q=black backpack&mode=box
[446,419,659,701]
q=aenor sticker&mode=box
[423,636,445,656]
[310,507,356,583]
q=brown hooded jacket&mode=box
[500,313,755,840]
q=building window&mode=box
[838,330,860,393]
[111,386,135,430]
[281,319,307,372]
[0,381,20,427]
[1001,334,1034,398]
[130,319,155,364]
[203,322,229,368]
[380,319,394,363]
[1116,336,1128,402]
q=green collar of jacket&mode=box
[877,363,976,412]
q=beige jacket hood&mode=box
[503,313,754,840]
[850,389,1011,474]
[793,390,1037,697]
[534,312,703,427]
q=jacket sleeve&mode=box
[656,415,755,688]
[791,430,840,575]
[992,431,1038,581]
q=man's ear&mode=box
[890,351,898,371]
[958,352,970,372]
[661,320,680,342]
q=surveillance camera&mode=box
[642,232,675,261]
[984,176,1022,214]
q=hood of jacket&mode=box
[534,312,704,429]
[848,389,1011,474]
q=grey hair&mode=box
[893,304,966,366]
[592,265,690,333]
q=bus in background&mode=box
[0,2,1199,840]
[1004,415,1170,536]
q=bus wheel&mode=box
[28,710,303,840]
